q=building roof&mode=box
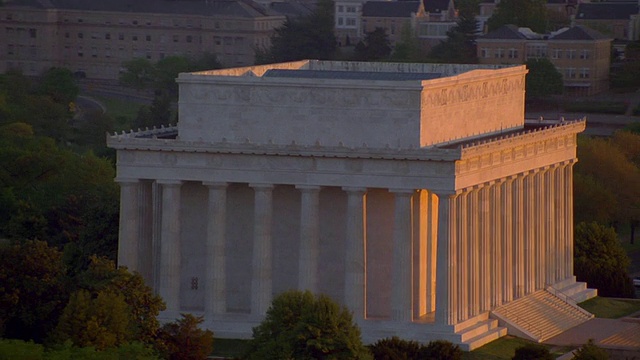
[575,2,639,20]
[268,1,313,18]
[421,0,451,13]
[263,69,442,81]
[551,25,611,41]
[479,24,528,40]
[8,0,279,18]
[362,1,419,18]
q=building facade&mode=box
[108,60,596,350]
[476,25,612,96]
[0,0,285,79]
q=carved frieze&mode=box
[421,76,525,108]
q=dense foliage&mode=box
[572,339,609,360]
[574,222,635,298]
[369,337,462,360]
[487,0,548,33]
[155,314,214,360]
[255,0,337,64]
[245,290,371,359]
[354,28,392,61]
[511,343,554,360]
[525,58,563,99]
[428,0,479,64]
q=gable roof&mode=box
[362,1,419,18]
[479,24,528,40]
[422,0,451,13]
[551,25,611,40]
[575,2,639,20]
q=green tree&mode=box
[245,290,371,359]
[155,314,214,360]
[119,58,155,90]
[574,222,635,298]
[512,343,553,360]
[487,0,548,33]
[572,339,609,360]
[428,0,479,63]
[369,337,422,359]
[0,240,69,342]
[37,67,79,106]
[255,0,337,64]
[525,58,563,99]
[391,23,426,62]
[354,28,392,61]
[420,340,462,360]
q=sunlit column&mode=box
[297,185,321,293]
[468,187,480,317]
[117,178,140,271]
[523,171,536,294]
[457,190,469,321]
[343,187,367,322]
[502,177,515,302]
[479,184,491,312]
[250,183,274,317]
[535,169,546,290]
[435,191,458,325]
[512,175,525,299]
[491,181,503,308]
[555,164,566,282]
[426,191,438,313]
[565,161,576,278]
[391,189,415,322]
[204,181,228,317]
[545,167,556,286]
[158,180,183,313]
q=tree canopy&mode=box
[428,0,479,63]
[487,0,548,33]
[525,58,563,99]
[574,222,635,298]
[255,0,337,64]
[245,290,371,359]
[354,28,392,61]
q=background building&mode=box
[0,0,286,79]
[476,25,612,95]
[109,59,595,350]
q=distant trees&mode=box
[487,0,548,33]
[428,0,479,63]
[391,23,428,62]
[255,0,337,64]
[525,58,563,99]
[572,339,609,360]
[512,343,554,360]
[369,337,462,360]
[155,314,214,360]
[574,222,635,298]
[245,290,371,359]
[354,28,392,61]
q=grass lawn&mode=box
[463,336,549,360]
[211,338,250,358]
[579,297,640,318]
[90,95,143,131]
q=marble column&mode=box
[491,181,503,308]
[565,161,576,278]
[435,191,457,325]
[391,189,415,322]
[158,180,183,313]
[426,191,438,314]
[297,185,321,293]
[479,184,490,313]
[468,187,480,317]
[250,183,274,317]
[555,165,566,282]
[502,177,515,303]
[343,187,367,322]
[534,170,546,290]
[523,171,536,294]
[456,191,469,321]
[204,181,228,317]
[544,167,556,286]
[117,178,140,271]
[511,175,525,299]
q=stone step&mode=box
[462,326,508,351]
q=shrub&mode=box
[420,340,462,360]
[244,290,371,360]
[155,314,214,360]
[512,343,554,360]
[369,337,422,359]
[572,339,609,360]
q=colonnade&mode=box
[116,159,575,326]
[436,160,576,325]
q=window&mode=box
[105,33,111,40]
[566,67,576,79]
[481,48,489,58]
[65,32,70,38]
[29,46,36,57]
[191,277,198,290]
[146,21,151,26]
[186,35,193,43]
[508,48,518,59]
[338,5,344,12]
[91,32,99,39]
[552,49,562,59]
[78,32,83,39]
[132,35,138,41]
[29,28,36,38]
[579,67,590,78]
[105,47,111,58]
[77,46,83,57]
[146,52,152,59]
[173,35,179,42]
[566,49,575,59]
[224,36,232,45]
[526,44,547,59]
[160,35,166,43]
[7,44,14,55]
[495,48,504,58]
[91,46,97,58]
[346,5,356,12]
[119,33,124,40]
[77,18,83,23]
[337,17,344,26]
[580,50,590,59]
[346,18,356,26]
[214,36,221,45]
[132,20,138,25]
[146,35,151,41]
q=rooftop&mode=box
[575,2,639,20]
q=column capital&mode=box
[249,183,274,190]
[342,186,367,193]
[203,181,228,188]
[157,179,183,186]
[389,188,416,195]
[295,184,321,192]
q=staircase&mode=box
[491,290,593,342]
[454,313,508,351]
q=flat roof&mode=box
[262,69,442,81]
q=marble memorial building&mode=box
[108,60,596,350]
